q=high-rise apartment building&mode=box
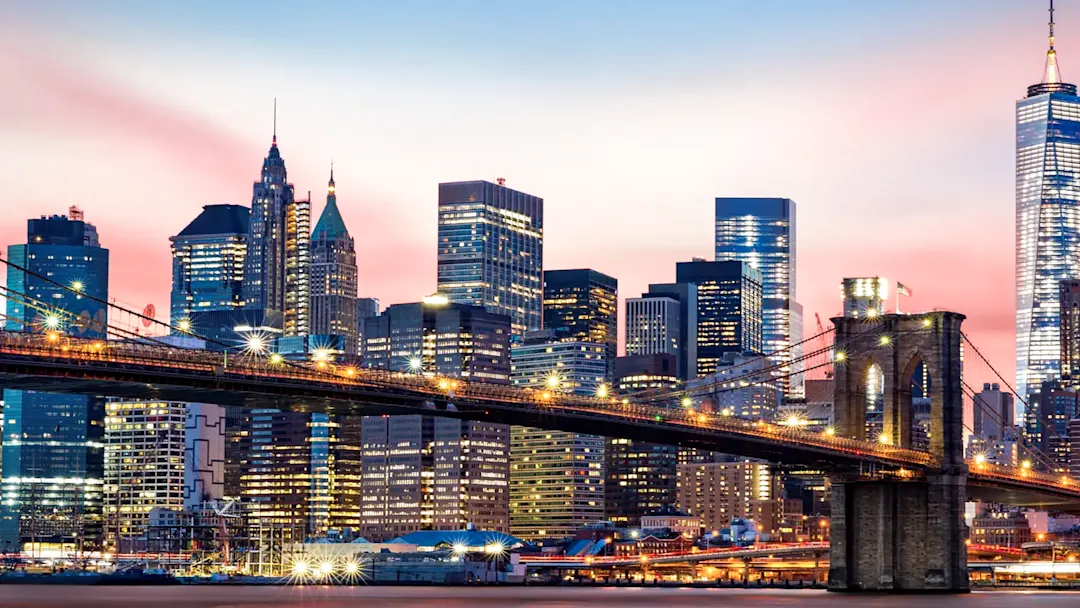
[169,204,249,327]
[437,180,543,336]
[509,335,606,540]
[362,298,512,382]
[605,355,680,527]
[542,269,618,380]
[310,168,358,353]
[675,260,763,377]
[1,209,109,555]
[1017,8,1080,401]
[243,130,310,335]
[715,197,802,395]
[104,400,187,552]
[677,460,782,536]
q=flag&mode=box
[897,282,913,297]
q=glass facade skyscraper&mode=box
[310,168,358,354]
[675,260,764,377]
[715,197,802,395]
[542,269,618,381]
[437,180,543,336]
[169,204,249,326]
[1016,19,1080,401]
[1,209,109,555]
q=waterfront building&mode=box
[509,334,606,540]
[970,509,1034,548]
[243,126,310,335]
[604,355,680,527]
[715,197,802,395]
[542,269,618,380]
[103,400,187,552]
[675,259,763,377]
[361,297,511,382]
[0,208,109,555]
[169,204,249,328]
[437,179,543,336]
[639,505,702,538]
[309,167,358,354]
[676,460,782,536]
[1017,7,1080,401]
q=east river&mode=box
[0,587,1079,607]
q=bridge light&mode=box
[782,414,804,427]
[408,356,424,373]
[316,360,328,370]
[176,318,192,333]
[452,543,468,555]
[639,554,648,564]
[922,318,932,327]
[1062,476,1071,486]
[344,367,356,377]
[834,351,846,362]
[312,348,332,363]
[1022,460,1032,470]
[243,334,268,355]
[438,379,450,390]
[584,556,594,565]
[43,313,62,330]
[484,542,506,556]
[877,433,891,445]
[344,561,360,574]
[70,280,84,293]
[622,398,629,405]
[596,384,608,398]
[654,415,663,422]
[973,453,986,466]
[823,426,836,437]
[268,353,284,365]
[46,331,60,342]
[879,335,891,346]
[292,560,309,575]
[681,397,692,408]
[546,372,562,389]
[541,391,551,400]
[866,308,878,318]
[318,561,334,576]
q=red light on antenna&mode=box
[69,206,84,221]
[496,177,506,186]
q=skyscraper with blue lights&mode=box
[715,197,801,396]
[1,208,109,554]
[170,204,249,326]
[1016,3,1080,401]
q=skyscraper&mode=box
[1,209,109,555]
[310,167,358,353]
[675,260,764,377]
[971,383,1016,441]
[1017,4,1080,400]
[243,124,310,336]
[642,283,698,380]
[169,204,249,327]
[542,269,618,381]
[625,296,683,361]
[509,335,606,540]
[437,179,543,336]
[715,197,801,395]
[1060,280,1080,381]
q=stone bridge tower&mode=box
[828,312,968,592]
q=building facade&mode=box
[675,260,764,377]
[169,204,249,328]
[625,296,682,362]
[841,277,888,318]
[715,197,802,395]
[542,269,618,380]
[1,209,109,555]
[356,297,380,359]
[972,382,1016,441]
[676,460,782,536]
[437,180,543,336]
[1062,280,1080,381]
[1016,20,1080,401]
[362,298,512,383]
[309,168,358,354]
[509,336,606,540]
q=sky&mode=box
[0,0,1065,399]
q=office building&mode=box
[841,277,889,318]
[641,283,698,380]
[542,269,618,380]
[675,260,763,376]
[184,403,226,510]
[437,179,543,336]
[685,352,781,420]
[972,383,1016,441]
[676,460,782,536]
[605,355,680,527]
[243,128,310,336]
[356,297,380,358]
[1017,9,1080,401]
[1,209,109,555]
[715,197,802,395]
[1029,379,1080,472]
[625,296,683,364]
[362,297,511,382]
[103,400,187,552]
[1062,280,1080,381]
[169,204,249,328]
[509,335,606,540]
[310,167,358,354]
[1070,419,1080,479]
[360,416,510,540]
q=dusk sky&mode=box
[1,0,1065,394]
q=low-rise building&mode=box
[640,505,701,538]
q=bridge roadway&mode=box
[0,330,1077,510]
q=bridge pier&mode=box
[828,472,968,592]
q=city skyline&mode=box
[2,1,1068,388]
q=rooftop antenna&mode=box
[1051,0,1056,51]
[272,97,277,146]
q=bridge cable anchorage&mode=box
[960,380,1058,473]
[961,331,1074,461]
[641,323,938,405]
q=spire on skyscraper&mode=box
[272,97,278,147]
[1044,0,1063,84]
[314,164,348,239]
[329,160,335,190]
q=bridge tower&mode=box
[828,312,968,592]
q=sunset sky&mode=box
[1,0,1065,395]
